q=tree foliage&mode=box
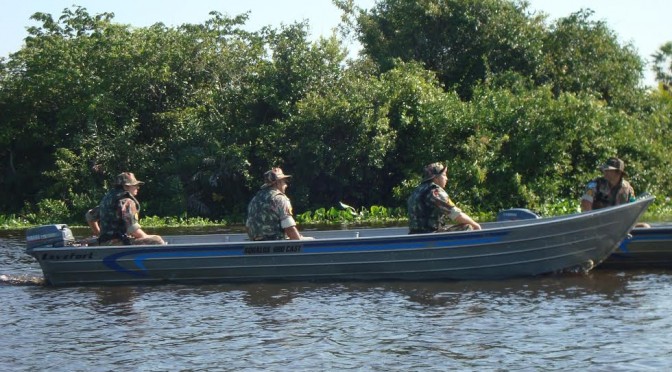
[652,41,672,86]
[354,0,546,99]
[1,3,671,226]
[538,9,644,108]
[353,0,644,105]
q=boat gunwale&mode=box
[26,196,653,254]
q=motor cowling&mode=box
[26,224,75,250]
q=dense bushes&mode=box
[1,1,671,226]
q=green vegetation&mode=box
[640,197,672,222]
[1,1,671,229]
[4,198,671,230]
[296,204,406,225]
[0,215,30,229]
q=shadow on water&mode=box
[84,286,140,317]
[288,272,637,307]
[49,271,637,311]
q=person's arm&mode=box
[455,212,482,230]
[580,199,593,212]
[430,187,481,230]
[277,194,313,240]
[284,226,303,240]
[85,207,101,235]
[281,219,313,240]
[580,180,598,212]
[119,198,143,235]
[88,221,101,236]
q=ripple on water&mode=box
[2,232,672,370]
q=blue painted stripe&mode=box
[103,230,509,276]
[103,247,243,277]
[620,233,672,252]
[303,236,502,253]
[132,250,241,271]
[627,235,671,242]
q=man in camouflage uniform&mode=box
[407,162,481,234]
[581,157,637,211]
[98,172,165,245]
[246,167,311,241]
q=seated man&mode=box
[246,167,312,241]
[581,157,636,211]
[98,172,165,245]
[408,162,481,234]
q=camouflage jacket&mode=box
[246,187,295,240]
[581,177,635,210]
[98,188,141,243]
[407,181,463,234]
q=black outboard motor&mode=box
[26,224,75,251]
[496,208,541,221]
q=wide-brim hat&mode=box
[422,162,447,182]
[262,167,292,187]
[599,157,627,176]
[116,172,145,186]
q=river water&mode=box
[2,228,671,371]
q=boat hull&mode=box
[600,224,672,269]
[26,197,653,286]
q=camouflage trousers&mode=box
[98,235,166,246]
[438,224,473,232]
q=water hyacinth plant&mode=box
[295,202,406,225]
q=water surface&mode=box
[2,230,671,370]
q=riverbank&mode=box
[2,198,671,230]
